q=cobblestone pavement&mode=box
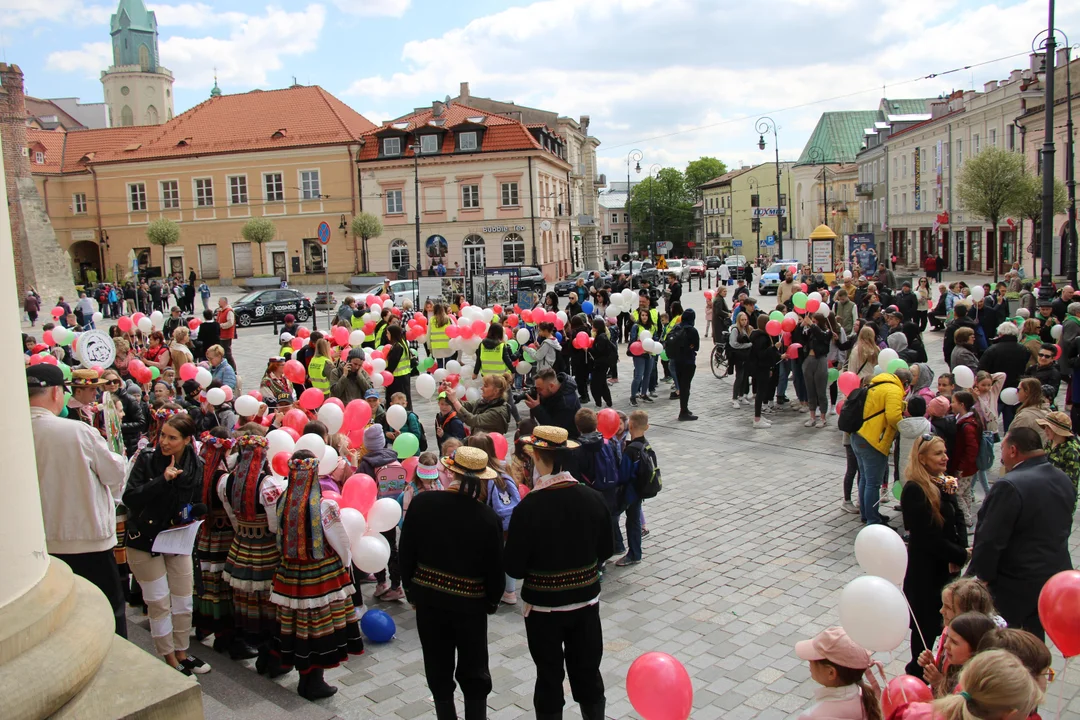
[103,274,1080,718]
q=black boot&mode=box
[536,713,562,720]
[229,637,259,660]
[463,695,487,720]
[298,668,337,700]
[434,699,458,720]
[580,700,606,720]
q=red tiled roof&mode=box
[26,128,65,173]
[699,167,752,189]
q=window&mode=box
[974,134,980,154]
[128,182,147,212]
[160,180,179,209]
[612,231,620,243]
[383,137,401,156]
[1007,125,1016,151]
[389,238,409,270]
[419,135,439,154]
[263,173,284,202]
[902,193,907,213]
[458,131,478,151]
[386,189,403,214]
[503,233,525,264]
[501,182,519,207]
[893,157,898,178]
[70,193,87,215]
[34,151,44,164]
[750,194,760,207]
[902,155,908,178]
[300,170,321,200]
[623,213,629,224]
[779,194,787,206]
[611,212,618,224]
[989,128,996,147]
[893,194,898,213]
[228,175,248,205]
[194,178,214,208]
[462,184,480,209]
[956,139,963,167]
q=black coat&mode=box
[122,445,203,552]
[943,317,980,365]
[978,336,1032,388]
[902,481,968,642]
[530,373,583,438]
[967,455,1076,632]
[895,290,918,322]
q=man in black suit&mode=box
[967,427,1076,640]
[195,309,220,362]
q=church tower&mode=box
[100,0,173,126]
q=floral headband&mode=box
[151,407,186,422]
[199,432,236,451]
[287,456,320,472]
[236,434,269,449]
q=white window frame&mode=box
[956,139,963,166]
[160,179,180,210]
[227,174,248,205]
[73,193,87,215]
[612,231,620,244]
[386,189,403,215]
[128,182,147,212]
[462,184,480,209]
[611,212,618,224]
[419,135,439,154]
[383,137,402,156]
[389,238,410,270]
[502,233,525,265]
[990,128,996,147]
[263,172,284,202]
[974,134,980,155]
[34,151,44,164]
[459,131,478,151]
[299,169,321,201]
[193,177,214,208]
[501,182,519,207]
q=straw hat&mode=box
[519,425,580,450]
[441,446,498,480]
[1037,411,1074,438]
[70,368,106,388]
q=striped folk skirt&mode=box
[193,511,234,635]
[223,518,280,642]
[271,554,363,672]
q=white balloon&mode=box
[416,373,437,399]
[785,312,799,323]
[372,358,387,374]
[650,341,664,355]
[446,360,462,375]
[319,446,339,475]
[234,394,260,417]
[206,387,226,406]
[454,383,467,399]
[482,308,494,322]
[954,365,975,389]
[516,361,532,375]
[516,328,531,344]
[195,367,213,389]
[970,286,985,302]
[295,433,326,458]
[877,348,899,368]
[368,497,403,533]
[1051,324,1063,340]
[149,310,164,328]
[854,525,908,586]
[369,302,382,314]
[352,535,391,573]
[340,507,367,544]
[808,292,822,303]
[839,575,910,652]
[843,270,853,279]
[606,305,621,319]
[386,404,407,430]
[92,311,103,323]
[318,403,344,433]
[1000,387,1020,405]
[816,303,831,317]
[137,317,153,334]
[638,330,652,343]
[621,289,635,304]
[350,330,366,346]
[465,387,481,402]
[371,372,385,388]
[556,311,568,324]
[266,429,296,459]
[51,327,69,345]
[433,368,448,383]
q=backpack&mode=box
[663,324,689,361]
[409,412,429,452]
[581,440,622,492]
[976,430,997,472]
[375,461,408,500]
[487,474,520,528]
[551,344,569,375]
[622,440,661,500]
[836,381,888,434]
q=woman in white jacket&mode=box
[728,312,753,407]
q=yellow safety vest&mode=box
[280,345,294,358]
[430,319,450,351]
[350,314,364,330]
[308,355,331,394]
[634,323,655,344]
[392,340,412,377]
[664,315,681,339]
[479,342,508,376]
[374,323,388,348]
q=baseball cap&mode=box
[27,364,67,389]
[364,389,380,400]
[795,627,873,670]
[284,314,295,322]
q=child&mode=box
[893,650,1043,720]
[898,396,931,486]
[929,612,998,697]
[388,392,423,455]
[928,395,958,462]
[508,419,536,488]
[532,322,563,373]
[401,451,443,520]
[949,391,982,525]
[615,409,657,567]
[435,392,467,449]
[794,626,882,719]
[358,425,406,601]
[466,432,521,604]
[918,578,999,683]
[438,437,464,489]
[572,408,626,568]
[936,373,955,398]
[977,629,1054,712]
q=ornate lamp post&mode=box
[757,116,786,258]
[649,163,662,254]
[626,149,642,256]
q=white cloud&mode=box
[332,0,410,17]
[45,42,112,77]
[148,3,250,28]
[1,0,111,26]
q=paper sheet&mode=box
[151,520,204,555]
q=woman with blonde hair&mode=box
[847,325,880,384]
[169,326,194,375]
[896,649,1042,720]
[728,311,753,407]
[1009,377,1051,436]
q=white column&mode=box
[0,133,49,609]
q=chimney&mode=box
[0,64,30,180]
[580,115,590,133]
[983,80,998,93]
[459,82,470,102]
[1009,69,1022,83]
[432,100,445,117]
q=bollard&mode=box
[273,315,279,338]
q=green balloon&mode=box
[61,392,72,417]
[522,349,535,363]
[769,310,784,322]
[60,364,73,381]
[508,339,520,353]
[150,366,161,380]
[792,292,808,309]
[57,331,74,346]
[420,357,435,371]
[887,358,908,374]
[827,367,839,384]
[393,432,419,459]
[893,481,903,501]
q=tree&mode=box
[241,217,276,275]
[351,213,383,274]
[1008,171,1067,277]
[956,146,1027,282]
[684,157,728,201]
[627,168,695,254]
[146,218,180,273]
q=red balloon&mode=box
[554,318,565,331]
[28,354,42,366]
[283,359,306,384]
[472,319,487,334]
[281,426,300,442]
[597,408,620,440]
[881,675,933,717]
[786,344,802,360]
[179,363,197,382]
[42,354,59,366]
[626,652,693,720]
[222,386,234,402]
[835,399,844,414]
[704,290,713,300]
[402,455,419,479]
[342,399,372,433]
[545,311,558,324]
[363,321,376,335]
[347,428,365,449]
[521,309,533,323]
[117,316,133,333]
[131,312,145,324]
[765,320,782,337]
[518,484,530,499]
[380,370,393,387]
[290,337,304,351]
[342,473,378,515]
[187,318,202,331]
[283,408,308,433]
[299,387,325,411]
[324,397,345,411]
[630,341,644,356]
[459,325,474,340]
[42,330,55,346]
[332,326,350,346]
[489,432,509,461]
[799,283,808,292]
[248,390,264,402]
[51,306,64,318]
[837,371,860,396]
[380,293,390,303]
[1039,570,1080,657]
[445,324,461,339]
[296,326,311,339]
[271,451,291,477]
[322,490,342,504]
[91,365,104,376]
[506,314,519,327]
[781,317,797,333]
[805,298,821,313]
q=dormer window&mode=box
[383,137,402,156]
[34,151,44,164]
[419,134,439,154]
[272,128,287,139]
[458,131,478,151]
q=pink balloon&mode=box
[131,312,145,324]
[837,371,860,397]
[380,370,393,387]
[402,456,419,479]
[283,408,308,433]
[281,426,300,442]
[299,387,325,411]
[629,341,644,356]
[342,473,378,515]
[489,432,509,461]
[179,363,198,382]
[805,298,821,313]
[117,316,133,333]
[322,490,342,504]
[765,320,782,337]
[518,484,530,498]
[626,652,693,720]
[221,386,233,402]
[248,390,263,402]
[342,399,372,434]
[881,675,934,717]
[324,397,345,411]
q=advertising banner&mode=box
[848,233,878,274]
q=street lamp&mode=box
[747,176,761,250]
[627,149,642,256]
[1033,14,1059,294]
[409,143,422,281]
[649,164,662,255]
[756,116,786,258]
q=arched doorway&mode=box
[69,240,102,285]
[463,234,486,276]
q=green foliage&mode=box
[956,147,1027,228]
[1008,171,1067,222]
[351,212,383,240]
[627,168,695,252]
[684,157,728,200]
[241,217,276,274]
[146,218,180,269]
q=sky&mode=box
[5,0,1079,183]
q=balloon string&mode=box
[1055,656,1070,720]
[904,595,930,657]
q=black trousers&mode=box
[589,370,612,407]
[54,550,128,638]
[524,603,605,714]
[387,375,413,413]
[416,604,491,702]
[674,362,695,416]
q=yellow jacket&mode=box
[856,372,906,455]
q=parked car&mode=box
[615,260,655,289]
[757,260,799,295]
[233,288,312,327]
[687,259,706,277]
[517,266,547,296]
[555,269,609,296]
[705,255,723,269]
[355,279,419,308]
[725,254,750,281]
[662,259,691,284]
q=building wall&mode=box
[729,163,793,256]
[101,67,174,126]
[598,200,629,262]
[701,182,733,256]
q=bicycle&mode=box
[710,338,729,379]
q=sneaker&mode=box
[501,591,518,605]
[175,663,194,677]
[840,500,859,514]
[357,573,377,584]
[753,418,772,429]
[630,397,638,406]
[614,555,641,567]
[798,404,809,413]
[662,376,674,383]
[678,414,698,421]
[648,390,659,398]
[641,395,654,403]
[179,655,211,674]
[373,582,390,598]
[803,417,816,427]
[814,418,825,429]
[827,405,837,416]
[641,528,650,538]
[788,402,801,412]
[669,392,679,400]
[732,399,740,409]
[879,489,891,506]
[380,587,405,601]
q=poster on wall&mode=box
[848,233,878,274]
[440,277,466,306]
[483,266,519,308]
[811,239,834,274]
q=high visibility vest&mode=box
[479,342,508,376]
[634,323,655,343]
[392,340,412,377]
[663,315,681,340]
[429,319,450,351]
[280,345,294,358]
[351,313,364,330]
[308,355,331,393]
[374,323,388,348]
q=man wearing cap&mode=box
[967,426,1076,640]
[27,365,128,637]
[895,281,917,323]
[279,314,298,346]
[505,426,613,720]
[364,388,388,434]
[331,347,372,404]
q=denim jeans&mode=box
[851,433,888,524]
[775,360,791,401]
[631,356,652,398]
[624,497,643,561]
[649,357,658,393]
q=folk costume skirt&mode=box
[223,518,281,642]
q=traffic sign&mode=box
[317,221,331,246]
[764,235,776,247]
[732,240,743,248]
[656,241,672,254]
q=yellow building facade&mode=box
[700,162,793,257]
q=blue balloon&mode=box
[360,608,396,643]
[581,301,594,314]
[555,332,563,342]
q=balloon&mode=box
[342,399,372,433]
[765,320,782,337]
[877,348,898,368]
[881,675,934,717]
[393,432,419,459]
[283,408,308,433]
[414,373,437,399]
[150,366,161,381]
[638,329,652,343]
[781,317,797,333]
[179,363,198,382]
[266,429,296,459]
[359,608,396,643]
[843,269,853,279]
[970,286,985,302]
[582,301,594,314]
[187,317,201,331]
[368,497,403,533]
[835,399,844,414]
[854,524,908,585]
[340,507,367,544]
[1051,323,1063,340]
[792,292,808,309]
[386,404,407,431]
[490,432,509,461]
[316,446,337,476]
[626,652,693,720]
[954,365,975,389]
[297,387,324,411]
[887,358,908,374]
[92,311,103,323]
[318,403,344,433]
[271,451,291,477]
[1000,387,1019,406]
[805,298,821,313]
[342,473,378,514]
[234,394,260,417]
[295,433,326,459]
[838,575,910,652]
[808,291,822,302]
[137,317,153,334]
[630,341,644,356]
[380,370,393,387]
[518,484,530,498]
[827,368,840,385]
[445,360,462,375]
[42,330,55,346]
[283,359,306,384]
[817,303,831,317]
[117,316,133,332]
[1039,570,1080,657]
[353,536,391,573]
[769,310,784,322]
[205,387,226,406]
[597,408,620,440]
[516,361,532,375]
[51,306,64,318]
[786,344,801,360]
[323,396,342,410]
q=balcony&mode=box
[703,207,727,216]
[577,214,597,227]
[706,232,721,239]
[856,182,874,196]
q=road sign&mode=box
[732,240,743,248]
[764,235,776,247]
[317,221,331,246]
[655,241,672,255]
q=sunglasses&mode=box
[920,433,936,442]
[105,379,121,386]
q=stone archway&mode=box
[69,239,102,285]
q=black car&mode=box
[705,255,723,269]
[554,270,610,296]
[233,288,312,327]
[517,266,547,296]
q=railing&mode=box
[856,182,874,196]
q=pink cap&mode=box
[928,396,951,418]
[795,627,873,670]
